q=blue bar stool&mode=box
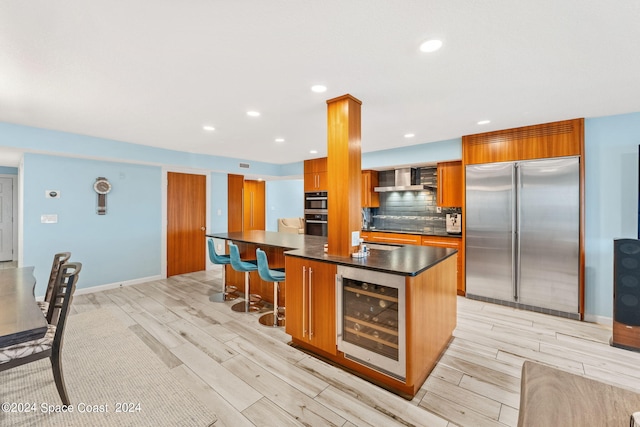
[207,239,239,303]
[256,248,286,328]
[228,242,262,313]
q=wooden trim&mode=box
[462,118,583,165]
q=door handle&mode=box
[309,267,313,338]
[302,266,307,337]
[200,226,206,231]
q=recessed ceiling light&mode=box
[477,120,491,125]
[419,39,443,53]
[311,85,327,93]
[247,111,261,117]
[310,150,318,154]
[202,125,215,131]
[404,133,415,138]
[275,138,285,143]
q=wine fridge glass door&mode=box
[336,266,406,380]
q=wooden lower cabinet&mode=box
[422,236,465,296]
[366,232,421,246]
[285,256,337,355]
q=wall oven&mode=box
[336,266,406,380]
[305,191,328,212]
[305,213,328,236]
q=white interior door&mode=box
[0,177,14,261]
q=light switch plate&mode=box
[41,214,58,224]
[351,231,360,246]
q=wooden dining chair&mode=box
[0,262,82,405]
[37,252,71,317]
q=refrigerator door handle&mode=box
[513,164,520,301]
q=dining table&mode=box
[0,267,47,348]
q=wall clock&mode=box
[93,177,112,215]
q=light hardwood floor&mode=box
[67,268,639,427]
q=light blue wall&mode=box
[209,172,228,234]
[266,180,304,231]
[362,138,462,169]
[584,112,640,318]
[22,153,162,296]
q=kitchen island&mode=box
[208,230,457,398]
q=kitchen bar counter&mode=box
[286,243,455,276]
[209,231,457,276]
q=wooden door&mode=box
[167,172,206,276]
[243,180,265,231]
[228,174,244,233]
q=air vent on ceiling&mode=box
[239,163,250,169]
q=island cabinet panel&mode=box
[437,161,462,208]
[422,236,464,296]
[361,170,380,208]
[285,256,337,356]
[405,255,457,391]
[304,157,328,192]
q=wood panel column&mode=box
[327,94,362,257]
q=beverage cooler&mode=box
[337,266,406,380]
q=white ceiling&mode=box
[1,1,639,167]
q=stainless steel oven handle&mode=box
[306,220,327,224]
[305,197,327,201]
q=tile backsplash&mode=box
[364,168,461,234]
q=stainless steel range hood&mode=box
[374,168,435,192]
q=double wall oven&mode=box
[304,191,328,236]
[336,266,406,380]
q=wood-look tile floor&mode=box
[67,268,639,427]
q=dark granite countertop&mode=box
[208,231,456,277]
[361,228,462,238]
[207,230,325,250]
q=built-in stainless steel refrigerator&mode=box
[465,157,580,318]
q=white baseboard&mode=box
[73,275,163,296]
[584,313,613,326]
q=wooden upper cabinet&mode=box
[304,157,327,173]
[361,170,380,208]
[463,118,584,165]
[437,161,462,208]
[304,157,328,191]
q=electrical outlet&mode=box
[436,206,442,213]
[351,231,360,246]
